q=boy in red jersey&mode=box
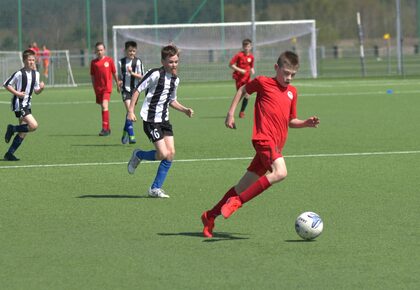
[41,44,50,79]
[201,51,320,238]
[229,38,255,118]
[90,42,120,136]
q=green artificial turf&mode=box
[0,78,419,289]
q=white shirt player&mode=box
[3,69,41,111]
[135,67,179,123]
[118,57,144,93]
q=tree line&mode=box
[0,0,417,51]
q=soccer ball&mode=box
[295,211,323,240]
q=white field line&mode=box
[0,150,419,170]
[1,89,419,106]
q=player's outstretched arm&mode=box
[4,85,25,98]
[127,90,139,122]
[127,66,143,79]
[35,82,45,94]
[170,100,194,118]
[230,64,246,75]
[289,116,320,128]
[113,72,120,93]
[225,85,247,129]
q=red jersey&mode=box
[42,48,50,60]
[30,46,40,60]
[229,51,254,82]
[245,76,297,150]
[90,56,116,94]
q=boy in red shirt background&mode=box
[229,38,255,118]
[90,42,120,136]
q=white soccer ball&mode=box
[295,211,323,240]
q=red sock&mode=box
[239,175,271,204]
[208,187,237,218]
[102,110,110,130]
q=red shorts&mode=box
[96,92,111,104]
[247,140,283,176]
[235,78,250,90]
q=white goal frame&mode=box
[0,50,76,87]
[113,20,317,81]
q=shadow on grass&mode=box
[199,116,226,119]
[49,134,96,137]
[158,232,249,242]
[71,144,123,147]
[77,194,149,199]
[284,239,316,243]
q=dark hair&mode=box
[161,44,179,60]
[125,41,137,50]
[277,51,299,69]
[242,38,252,46]
[95,41,105,49]
[22,49,35,61]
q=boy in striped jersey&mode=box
[118,41,145,144]
[3,49,45,161]
[126,45,194,198]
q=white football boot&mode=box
[148,188,170,198]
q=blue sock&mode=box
[136,150,156,161]
[151,160,172,189]
[8,135,23,154]
[125,119,134,136]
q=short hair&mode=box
[161,44,179,60]
[125,41,137,50]
[22,49,35,61]
[95,41,105,49]
[277,51,299,69]
[242,39,252,46]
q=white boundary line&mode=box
[1,150,419,170]
[1,90,420,106]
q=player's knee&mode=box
[157,149,175,161]
[29,122,38,131]
[166,149,175,161]
[271,169,287,183]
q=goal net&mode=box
[0,50,76,87]
[113,20,317,82]
[44,50,77,87]
[0,51,23,83]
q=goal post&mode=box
[0,51,23,83]
[113,20,317,81]
[46,50,77,87]
[0,50,76,87]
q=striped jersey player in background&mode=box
[118,41,145,144]
[3,49,45,161]
[126,44,194,198]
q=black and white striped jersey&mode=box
[135,67,179,123]
[3,68,41,111]
[118,57,144,93]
